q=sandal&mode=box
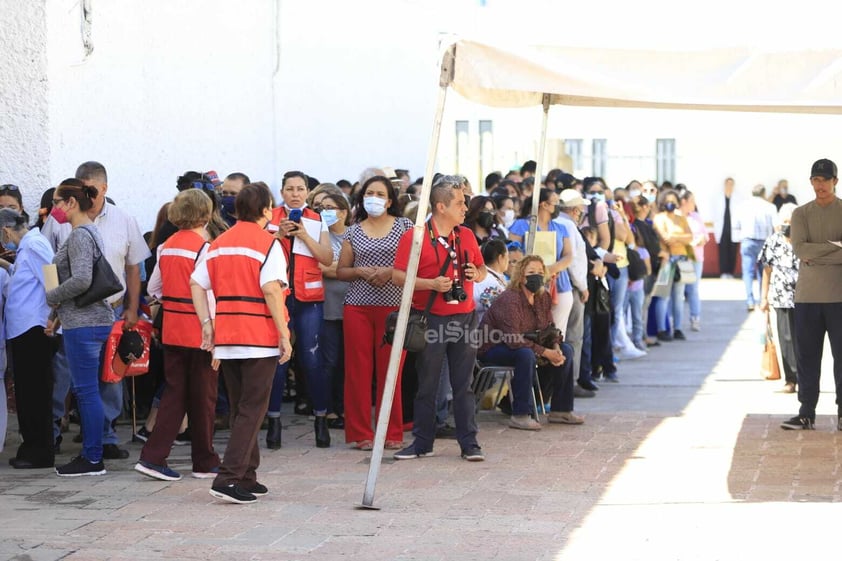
[355,440,373,451]
[385,440,404,450]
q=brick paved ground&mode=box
[1,280,839,560]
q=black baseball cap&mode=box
[112,330,145,377]
[810,159,837,179]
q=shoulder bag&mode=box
[72,226,124,308]
[383,254,452,353]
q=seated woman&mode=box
[477,255,584,431]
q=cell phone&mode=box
[288,208,302,223]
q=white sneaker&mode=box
[508,415,542,431]
[618,347,647,360]
[690,317,701,331]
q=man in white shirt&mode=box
[555,189,594,396]
[76,161,152,459]
[733,184,777,311]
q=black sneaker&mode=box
[56,456,106,477]
[102,444,130,459]
[174,429,191,446]
[435,423,457,439]
[781,416,815,430]
[838,416,842,432]
[133,426,151,443]
[673,330,686,341]
[393,444,434,460]
[134,460,182,481]
[461,445,485,462]
[244,482,268,497]
[209,484,256,504]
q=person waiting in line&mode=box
[679,190,708,332]
[759,203,800,394]
[392,175,487,462]
[46,179,114,477]
[472,239,509,321]
[0,183,30,224]
[312,187,351,429]
[135,189,221,481]
[218,172,250,227]
[507,189,574,339]
[505,240,524,279]
[266,171,333,449]
[0,208,55,469]
[582,226,618,384]
[337,176,413,450]
[190,182,292,504]
[478,255,584,431]
[652,189,693,342]
[465,196,505,245]
[781,159,842,431]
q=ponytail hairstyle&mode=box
[55,178,98,212]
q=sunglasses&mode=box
[0,184,20,193]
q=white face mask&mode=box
[502,209,515,227]
[321,209,339,227]
[363,196,387,217]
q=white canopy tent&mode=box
[360,39,842,508]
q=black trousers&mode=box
[775,308,798,385]
[794,302,842,418]
[718,236,738,276]
[12,326,56,463]
[591,311,616,376]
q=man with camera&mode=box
[392,175,487,461]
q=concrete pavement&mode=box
[1,279,839,561]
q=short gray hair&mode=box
[752,184,766,197]
[430,175,463,210]
[0,208,28,231]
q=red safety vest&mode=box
[159,230,208,349]
[269,206,325,302]
[206,221,280,349]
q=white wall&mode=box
[46,0,278,230]
[0,0,50,216]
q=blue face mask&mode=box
[221,195,236,216]
[644,192,657,203]
[2,241,16,252]
[321,209,339,227]
[664,202,677,213]
[588,192,606,203]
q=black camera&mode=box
[443,280,468,304]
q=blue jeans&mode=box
[655,259,685,333]
[320,319,345,416]
[479,345,536,415]
[740,238,764,307]
[63,325,111,462]
[627,286,645,344]
[52,338,71,440]
[607,267,629,348]
[268,298,328,415]
[579,313,593,383]
[684,260,704,319]
[99,307,124,445]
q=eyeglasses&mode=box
[52,198,66,206]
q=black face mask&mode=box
[550,205,561,220]
[524,274,544,294]
[477,211,495,229]
[781,225,791,238]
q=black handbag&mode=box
[72,227,123,308]
[383,255,451,353]
[626,248,647,281]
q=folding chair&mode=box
[472,360,543,421]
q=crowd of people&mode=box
[3,157,823,505]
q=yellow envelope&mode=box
[525,231,557,266]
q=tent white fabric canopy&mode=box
[360,38,842,509]
[449,40,842,113]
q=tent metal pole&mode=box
[359,48,454,510]
[525,94,551,254]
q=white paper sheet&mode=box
[292,217,322,257]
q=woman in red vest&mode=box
[265,171,333,449]
[190,183,292,505]
[135,189,221,482]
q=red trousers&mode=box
[343,305,405,443]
